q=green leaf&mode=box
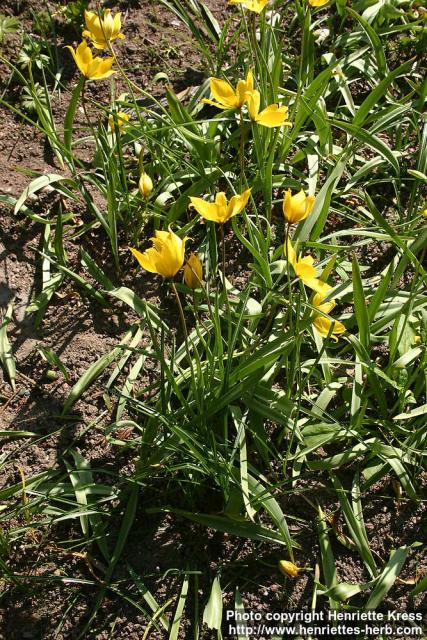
[0,303,16,392]
[353,58,414,127]
[365,546,409,609]
[248,474,298,558]
[329,119,400,175]
[169,573,190,640]
[317,505,339,609]
[331,475,377,578]
[346,8,387,78]
[14,174,75,215]
[203,576,222,630]
[155,508,297,547]
[352,254,371,352]
[128,565,170,632]
[65,450,109,560]
[61,328,135,415]
[37,345,70,381]
[64,76,84,155]
[0,430,36,440]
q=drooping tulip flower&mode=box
[202,70,254,110]
[129,226,188,278]
[108,111,129,132]
[245,90,291,128]
[189,188,252,224]
[138,172,154,199]
[83,9,125,50]
[228,0,270,13]
[66,41,115,80]
[312,284,346,341]
[278,560,300,578]
[184,253,203,289]
[283,189,315,224]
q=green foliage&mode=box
[59,0,89,29]
[0,14,19,44]
[1,0,426,634]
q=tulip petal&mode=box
[228,0,269,12]
[283,237,297,268]
[210,77,238,108]
[256,104,291,128]
[129,246,159,274]
[190,196,224,223]
[245,68,254,92]
[283,189,314,223]
[77,39,92,64]
[245,89,260,120]
[312,282,333,306]
[130,227,186,278]
[215,192,228,210]
[85,11,105,44]
[226,188,252,219]
[295,259,317,281]
[201,98,233,110]
[313,316,346,340]
[184,253,203,289]
[302,277,326,293]
[89,56,115,80]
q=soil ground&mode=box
[0,1,426,639]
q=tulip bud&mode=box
[108,111,129,132]
[139,172,153,199]
[183,253,203,289]
[278,560,300,578]
[283,189,315,224]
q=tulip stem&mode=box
[133,199,148,245]
[285,222,294,330]
[220,224,231,319]
[81,80,95,139]
[171,281,200,399]
[171,281,188,344]
[239,109,246,190]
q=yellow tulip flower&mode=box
[138,172,154,199]
[129,226,188,278]
[108,111,129,132]
[312,284,346,341]
[66,41,115,80]
[228,0,270,13]
[83,9,125,50]
[308,0,329,6]
[283,189,315,224]
[278,560,300,578]
[184,253,203,289]
[202,70,253,110]
[189,188,252,224]
[245,90,291,128]
[284,237,322,289]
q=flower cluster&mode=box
[203,69,291,129]
[65,5,343,342]
[130,185,345,341]
[282,191,345,340]
[229,0,329,11]
[128,187,252,288]
[66,9,125,81]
